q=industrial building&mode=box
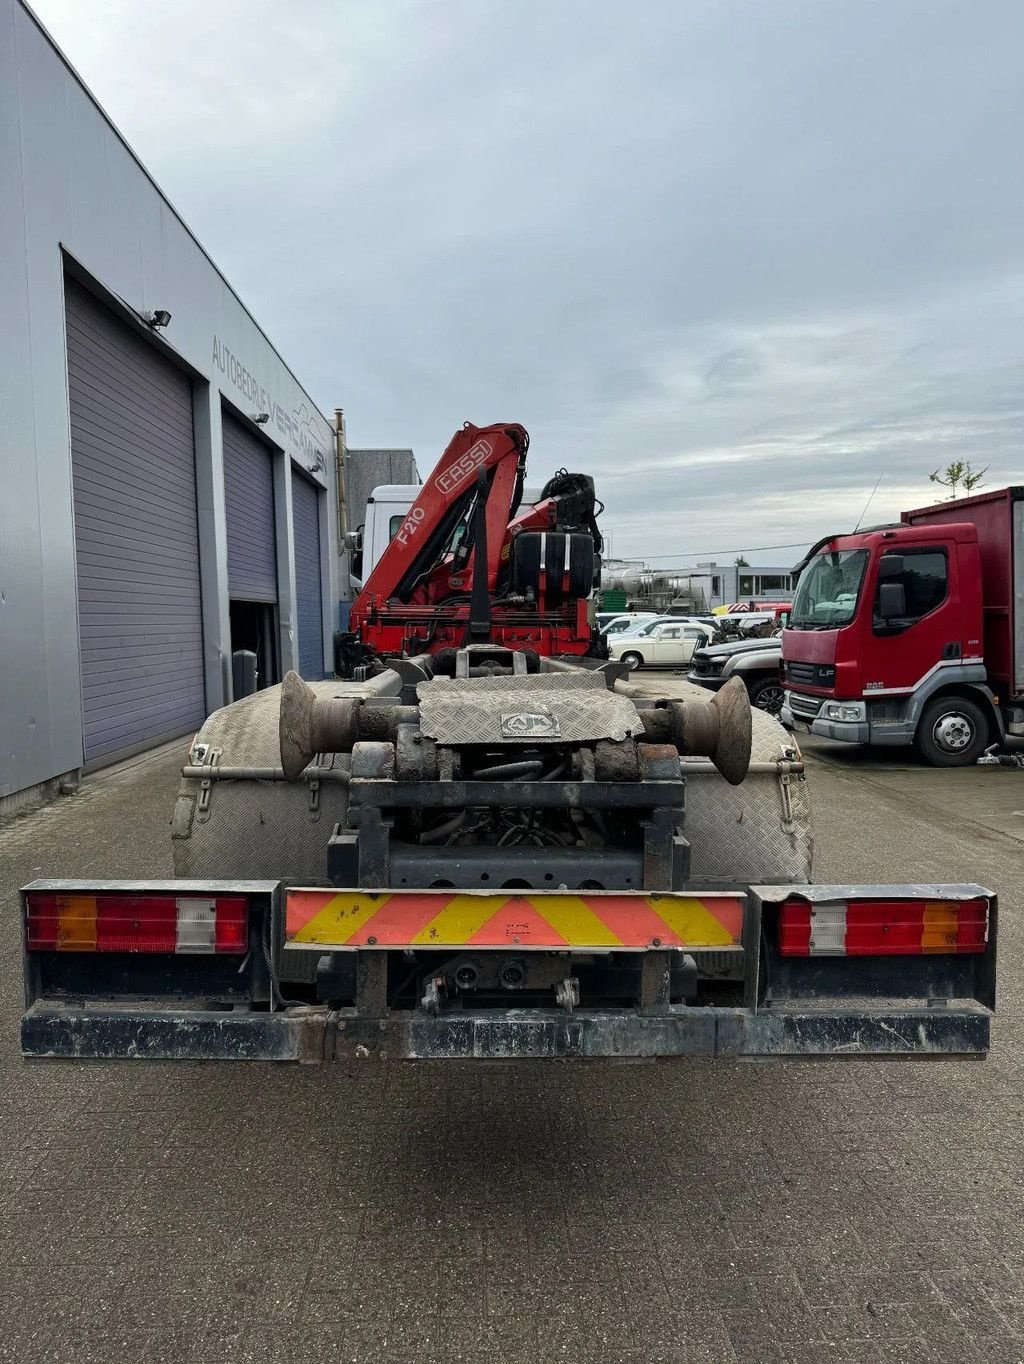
[1,0,341,814]
[345,449,420,537]
[600,561,796,614]
[698,563,796,609]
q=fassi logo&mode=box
[435,439,493,495]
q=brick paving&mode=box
[1,738,1022,1363]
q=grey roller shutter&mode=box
[222,411,277,602]
[65,277,205,764]
[292,471,324,679]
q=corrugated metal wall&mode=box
[292,471,324,679]
[65,278,206,763]
[222,411,277,602]
[3,1,340,803]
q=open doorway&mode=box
[229,600,279,695]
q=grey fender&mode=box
[899,663,1003,742]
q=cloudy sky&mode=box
[31,0,1024,565]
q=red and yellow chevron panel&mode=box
[285,888,744,952]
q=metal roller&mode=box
[639,676,753,785]
[280,672,362,780]
[280,673,421,780]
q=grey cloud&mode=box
[32,0,1024,563]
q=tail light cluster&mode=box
[25,893,248,955]
[778,896,988,957]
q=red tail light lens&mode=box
[778,897,989,957]
[214,899,248,953]
[25,893,249,954]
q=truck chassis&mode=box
[20,657,995,1063]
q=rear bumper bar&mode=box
[22,1001,990,1062]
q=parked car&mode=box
[598,612,658,637]
[609,621,713,670]
[688,635,785,714]
[624,614,716,638]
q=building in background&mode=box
[695,563,796,609]
[345,449,420,534]
[599,559,796,614]
[1,0,340,814]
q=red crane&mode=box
[343,421,604,670]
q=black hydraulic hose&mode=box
[420,811,467,844]
[181,764,350,782]
[540,760,567,781]
[471,759,544,779]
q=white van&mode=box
[599,612,658,637]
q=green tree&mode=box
[929,461,988,499]
[734,555,750,567]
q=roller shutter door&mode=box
[223,412,277,602]
[66,277,205,763]
[292,471,325,679]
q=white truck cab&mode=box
[352,482,549,592]
[350,484,422,591]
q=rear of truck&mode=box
[20,657,996,1062]
[902,485,1023,735]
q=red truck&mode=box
[782,486,1023,766]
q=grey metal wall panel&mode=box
[1,0,338,802]
[65,278,206,762]
[292,472,324,679]
[222,411,277,603]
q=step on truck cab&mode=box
[781,487,1024,766]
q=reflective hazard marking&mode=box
[285,888,744,951]
[411,895,511,946]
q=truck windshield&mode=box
[790,549,868,629]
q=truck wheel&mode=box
[620,651,644,670]
[746,675,785,716]
[915,696,989,767]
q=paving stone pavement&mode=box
[0,736,1022,1364]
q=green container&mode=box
[600,589,627,612]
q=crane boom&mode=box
[343,421,604,671]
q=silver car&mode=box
[687,635,785,714]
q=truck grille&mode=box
[785,661,818,685]
[690,655,721,677]
[787,691,822,721]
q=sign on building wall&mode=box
[211,336,329,479]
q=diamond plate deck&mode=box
[416,673,643,744]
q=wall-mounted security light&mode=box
[252,412,271,425]
[146,309,172,329]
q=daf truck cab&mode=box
[781,487,1024,766]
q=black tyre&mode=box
[914,696,989,767]
[620,651,644,671]
[746,673,786,716]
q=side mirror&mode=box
[878,581,906,621]
[877,554,904,581]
